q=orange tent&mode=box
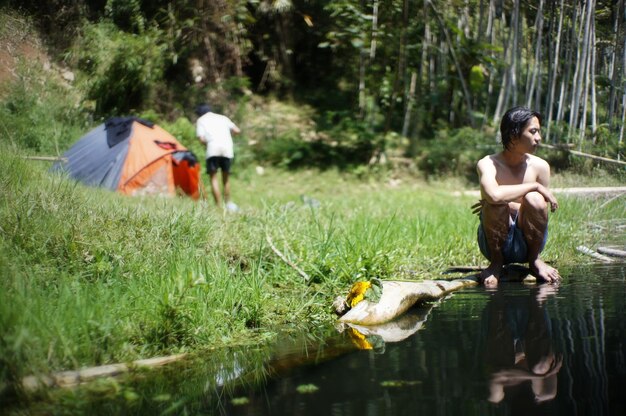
[52,117,201,199]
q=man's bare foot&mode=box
[480,264,502,287]
[530,259,560,283]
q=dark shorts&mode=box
[206,156,232,174]
[477,213,548,264]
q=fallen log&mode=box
[576,245,615,263]
[336,278,478,326]
[20,353,187,392]
[597,246,626,258]
[21,156,67,162]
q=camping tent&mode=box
[52,117,201,199]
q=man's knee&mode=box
[523,191,547,211]
[482,202,510,218]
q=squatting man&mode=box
[474,106,561,287]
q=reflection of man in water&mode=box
[484,285,563,404]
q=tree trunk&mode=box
[203,35,223,86]
[493,3,514,125]
[481,0,496,127]
[275,13,294,96]
[477,0,486,43]
[569,0,592,139]
[546,0,565,143]
[428,0,474,126]
[617,10,626,160]
[216,0,243,77]
[415,1,430,139]
[608,0,624,127]
[557,1,579,130]
[526,0,544,110]
[197,0,222,86]
[590,18,598,144]
[358,48,367,118]
[510,0,520,106]
[384,0,409,133]
[617,90,626,160]
[370,0,379,60]
[403,71,418,154]
[359,0,378,119]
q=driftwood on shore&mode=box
[597,246,626,258]
[20,353,187,392]
[335,278,478,326]
[576,245,615,263]
[21,155,67,162]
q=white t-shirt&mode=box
[196,112,237,158]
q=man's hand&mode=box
[536,184,558,212]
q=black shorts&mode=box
[206,156,232,174]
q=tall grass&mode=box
[1,8,624,397]
[1,148,624,387]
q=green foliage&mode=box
[2,5,626,390]
[0,11,87,155]
[1,144,623,385]
[417,127,495,181]
[249,105,381,169]
[144,290,195,351]
[469,65,485,94]
[156,116,196,149]
[105,0,146,33]
[252,130,313,168]
[0,64,86,154]
[70,22,166,117]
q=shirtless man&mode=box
[475,106,561,287]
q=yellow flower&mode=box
[346,281,372,308]
[347,327,373,350]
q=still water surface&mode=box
[10,264,626,415]
[222,264,625,416]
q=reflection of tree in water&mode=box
[483,285,563,406]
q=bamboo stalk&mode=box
[541,144,626,166]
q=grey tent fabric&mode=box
[51,123,130,190]
[172,150,199,167]
[105,117,153,148]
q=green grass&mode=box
[1,150,624,386]
[1,8,624,403]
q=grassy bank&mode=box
[1,149,624,387]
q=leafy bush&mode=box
[417,127,495,182]
[69,22,166,117]
[245,100,381,169]
[155,116,196,147]
[0,62,87,155]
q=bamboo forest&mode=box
[5,0,625,163]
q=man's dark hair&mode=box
[195,103,211,117]
[500,106,542,149]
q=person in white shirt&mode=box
[195,103,241,210]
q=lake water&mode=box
[7,264,626,415]
[216,264,625,416]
